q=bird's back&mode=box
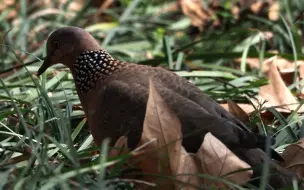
[84,63,260,152]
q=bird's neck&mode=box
[72,49,126,94]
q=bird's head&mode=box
[37,27,100,76]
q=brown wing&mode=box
[149,76,265,152]
[94,64,266,153]
[150,67,283,158]
[153,67,248,130]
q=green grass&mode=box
[1,0,304,189]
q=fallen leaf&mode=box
[281,137,304,178]
[0,0,16,20]
[220,102,256,116]
[279,68,295,86]
[220,101,291,130]
[268,1,280,21]
[178,0,214,29]
[298,62,304,80]
[231,5,240,19]
[96,0,114,16]
[235,56,295,73]
[233,0,279,21]
[135,78,195,190]
[196,133,252,188]
[221,102,260,133]
[250,1,264,14]
[258,57,304,113]
[263,58,304,80]
[235,56,304,85]
[227,100,251,124]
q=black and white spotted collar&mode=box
[73,49,125,94]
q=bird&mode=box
[37,26,296,188]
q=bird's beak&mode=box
[37,56,51,76]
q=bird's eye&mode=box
[52,41,60,49]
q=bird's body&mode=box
[73,50,265,155]
[38,27,296,188]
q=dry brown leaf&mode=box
[268,1,280,21]
[96,0,114,16]
[234,56,302,74]
[220,100,262,132]
[234,56,304,113]
[250,1,264,14]
[227,100,251,124]
[298,62,304,80]
[263,58,304,79]
[232,0,279,21]
[258,57,304,113]
[279,68,295,86]
[135,78,197,190]
[57,0,113,12]
[281,137,304,178]
[0,0,17,20]
[231,5,240,19]
[235,56,304,85]
[179,0,213,29]
[221,103,256,116]
[196,133,252,188]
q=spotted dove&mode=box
[37,27,296,188]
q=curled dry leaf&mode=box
[135,78,196,190]
[232,0,279,21]
[250,1,264,14]
[220,101,261,132]
[263,57,304,81]
[196,133,252,188]
[127,78,252,189]
[235,56,295,74]
[268,0,280,21]
[257,57,304,113]
[298,63,304,80]
[0,0,16,20]
[235,56,304,85]
[226,100,251,124]
[96,0,114,16]
[281,137,304,178]
[57,0,113,12]
[178,0,214,29]
[250,0,280,21]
